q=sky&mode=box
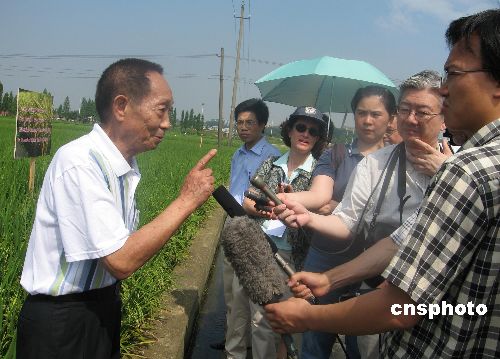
[1,0,498,128]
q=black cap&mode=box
[289,106,327,128]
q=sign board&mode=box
[14,89,53,159]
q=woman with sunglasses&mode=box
[242,106,329,359]
[283,86,396,359]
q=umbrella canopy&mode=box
[255,56,398,114]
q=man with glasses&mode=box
[265,9,500,359]
[220,98,280,358]
[270,70,447,358]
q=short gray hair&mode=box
[399,70,442,103]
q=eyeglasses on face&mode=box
[397,107,441,122]
[236,119,258,127]
[294,123,320,137]
[441,68,490,86]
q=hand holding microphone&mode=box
[288,271,332,300]
[250,176,312,228]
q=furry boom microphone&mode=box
[221,216,287,305]
[221,216,299,359]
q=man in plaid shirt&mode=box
[264,9,500,358]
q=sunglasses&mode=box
[294,123,320,137]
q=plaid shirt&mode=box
[382,119,500,358]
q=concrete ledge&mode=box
[140,206,226,359]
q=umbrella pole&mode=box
[327,78,335,142]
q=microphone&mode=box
[221,216,286,305]
[221,216,299,359]
[214,186,344,357]
[265,232,319,305]
[244,190,273,213]
[250,175,310,243]
[212,185,247,217]
[250,175,283,205]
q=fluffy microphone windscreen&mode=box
[221,216,286,305]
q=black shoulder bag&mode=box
[351,143,408,287]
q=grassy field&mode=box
[0,116,245,357]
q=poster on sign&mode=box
[14,89,53,159]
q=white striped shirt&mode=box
[21,124,140,295]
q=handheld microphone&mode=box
[244,190,273,213]
[250,175,311,244]
[250,175,283,205]
[264,233,319,305]
[244,190,269,206]
[212,185,246,217]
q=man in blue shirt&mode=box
[221,98,280,358]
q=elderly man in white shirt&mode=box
[17,58,216,359]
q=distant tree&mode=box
[0,81,3,110]
[62,96,71,119]
[56,104,63,118]
[2,92,15,114]
[169,107,177,128]
[188,109,195,129]
[42,88,52,98]
[10,93,17,114]
[195,114,204,134]
[180,110,186,131]
[67,110,78,120]
[77,97,92,122]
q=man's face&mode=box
[440,34,498,139]
[397,88,444,146]
[125,71,173,155]
[236,111,265,149]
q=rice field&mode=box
[0,116,238,357]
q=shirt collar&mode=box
[273,151,315,174]
[461,118,500,151]
[89,124,138,177]
[348,139,361,155]
[238,136,269,155]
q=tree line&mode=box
[0,81,206,132]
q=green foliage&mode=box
[0,117,237,358]
[0,92,17,115]
[62,96,71,119]
[79,97,98,122]
[169,107,177,128]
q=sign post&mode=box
[14,89,53,192]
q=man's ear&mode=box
[493,79,500,99]
[112,95,129,122]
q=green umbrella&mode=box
[255,56,398,114]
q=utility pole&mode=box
[218,47,224,147]
[228,2,247,145]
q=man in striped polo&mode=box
[17,58,217,359]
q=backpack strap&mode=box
[397,145,410,224]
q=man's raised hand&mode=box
[180,149,217,209]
